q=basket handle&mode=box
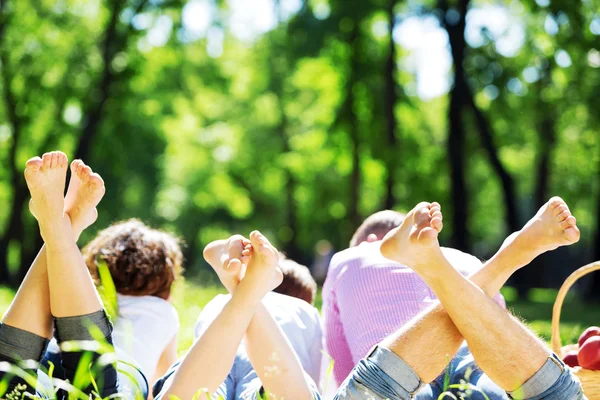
[551,260,600,355]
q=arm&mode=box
[159,279,264,399]
[244,304,315,399]
[205,233,314,400]
[149,335,178,398]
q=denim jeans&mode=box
[334,345,586,400]
[154,348,321,400]
[0,310,122,399]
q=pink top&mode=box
[322,241,506,386]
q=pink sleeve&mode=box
[494,292,507,309]
[322,271,355,386]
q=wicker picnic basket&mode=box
[551,260,600,398]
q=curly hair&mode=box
[82,219,184,300]
[273,256,317,305]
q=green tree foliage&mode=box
[0,0,599,296]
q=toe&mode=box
[559,216,576,230]
[553,204,569,217]
[414,206,432,226]
[556,209,571,223]
[70,159,83,173]
[548,196,565,210]
[42,152,53,168]
[90,173,104,187]
[57,152,68,168]
[50,152,58,168]
[25,157,43,171]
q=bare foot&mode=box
[242,230,283,294]
[203,235,250,293]
[24,151,71,245]
[64,160,105,239]
[380,201,444,270]
[507,196,580,261]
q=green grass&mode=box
[0,283,598,354]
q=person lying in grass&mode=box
[194,252,322,387]
[43,219,183,396]
[0,152,123,398]
[334,198,585,400]
[322,210,506,387]
[153,231,320,400]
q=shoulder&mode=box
[265,292,321,323]
[117,294,179,324]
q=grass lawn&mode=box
[0,282,598,355]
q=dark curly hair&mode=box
[82,219,184,300]
[273,256,317,305]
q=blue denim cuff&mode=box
[508,353,565,399]
[369,346,423,394]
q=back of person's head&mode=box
[350,210,406,247]
[83,219,184,300]
[273,255,317,305]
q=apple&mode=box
[578,336,600,370]
[578,326,600,348]
[562,350,580,368]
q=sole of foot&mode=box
[380,201,444,269]
[511,196,580,256]
[64,159,106,236]
[245,230,283,292]
[24,151,70,242]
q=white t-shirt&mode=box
[194,292,323,386]
[112,294,180,380]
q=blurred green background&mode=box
[0,0,599,306]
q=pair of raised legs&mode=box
[0,152,118,397]
[336,198,585,400]
[154,233,317,400]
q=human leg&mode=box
[380,201,576,393]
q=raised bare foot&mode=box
[241,230,283,294]
[203,235,250,293]
[24,151,71,245]
[507,196,580,261]
[380,201,444,270]
[64,159,105,238]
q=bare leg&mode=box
[378,198,579,384]
[23,152,104,318]
[2,159,105,337]
[379,200,579,391]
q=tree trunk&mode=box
[348,25,361,230]
[442,0,470,251]
[74,0,126,162]
[384,0,399,210]
[272,0,301,262]
[0,0,26,284]
[464,85,519,234]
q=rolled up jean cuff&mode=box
[369,346,423,394]
[54,309,113,342]
[508,353,565,399]
[0,323,49,362]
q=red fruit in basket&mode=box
[578,326,600,347]
[578,336,600,370]
[562,351,580,367]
